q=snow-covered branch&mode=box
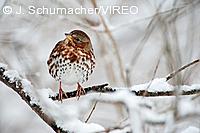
[50,83,112,100]
[0,63,104,133]
[89,90,200,133]
[1,60,200,133]
[50,78,200,101]
[0,63,68,133]
[50,59,200,101]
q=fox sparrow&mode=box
[47,30,95,101]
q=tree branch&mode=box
[1,59,200,132]
[49,59,200,101]
[0,65,68,133]
[166,59,200,81]
[50,84,200,101]
[49,83,111,100]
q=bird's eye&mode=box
[74,37,82,43]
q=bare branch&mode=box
[91,0,126,85]
[143,57,161,96]
[85,100,98,123]
[166,59,200,81]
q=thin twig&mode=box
[85,100,98,123]
[91,0,126,85]
[143,57,161,96]
[96,32,117,84]
[166,59,200,81]
[191,92,200,100]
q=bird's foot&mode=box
[58,81,68,102]
[58,87,64,102]
[76,83,85,100]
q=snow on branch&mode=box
[50,59,200,101]
[50,78,200,101]
[0,63,104,133]
[88,89,200,133]
[0,59,200,133]
[0,63,68,133]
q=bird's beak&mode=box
[65,33,69,36]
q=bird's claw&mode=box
[76,83,85,100]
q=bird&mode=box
[47,30,95,101]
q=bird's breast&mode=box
[47,46,95,85]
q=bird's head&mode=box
[64,30,93,52]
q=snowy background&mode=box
[0,0,200,133]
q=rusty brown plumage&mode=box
[47,30,95,101]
